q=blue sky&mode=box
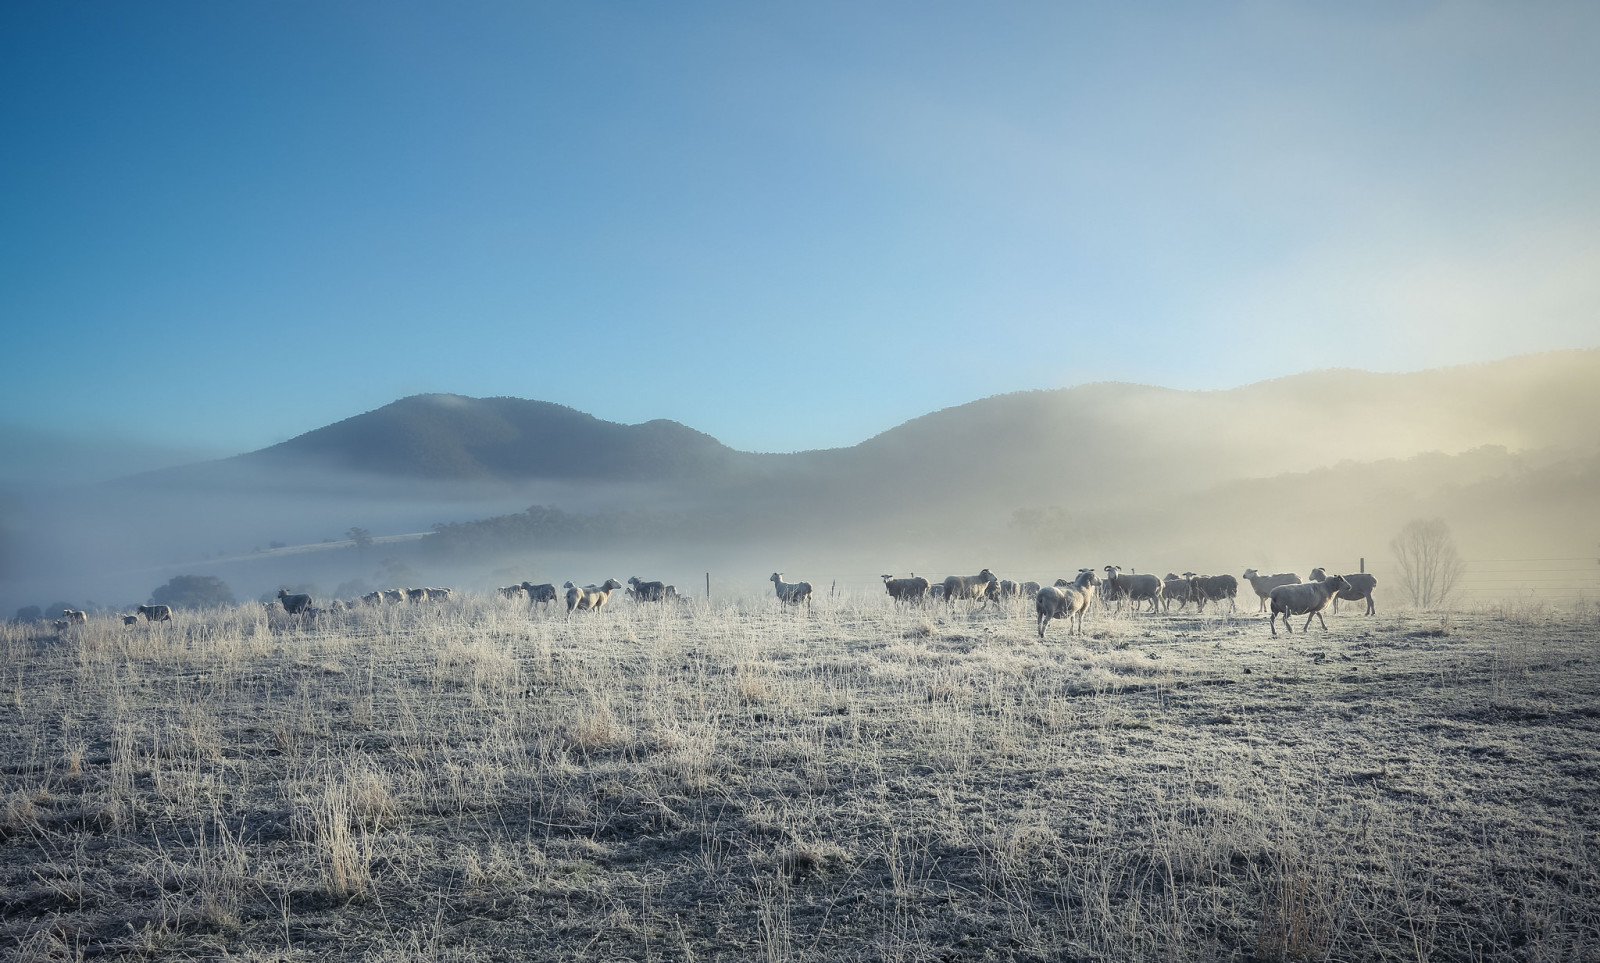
[3,1,1597,471]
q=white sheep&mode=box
[770,573,813,609]
[1309,568,1379,615]
[425,587,453,602]
[1189,574,1239,613]
[566,579,623,615]
[881,574,930,604]
[1242,569,1301,613]
[1036,569,1100,638]
[137,603,173,622]
[942,569,998,607]
[1102,566,1161,614]
[1268,574,1353,636]
[62,608,88,624]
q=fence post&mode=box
[1360,557,1365,574]
[705,572,710,599]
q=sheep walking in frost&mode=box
[1269,574,1353,636]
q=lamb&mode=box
[1309,568,1379,615]
[628,577,672,602]
[881,574,930,604]
[1269,574,1353,635]
[62,609,88,623]
[1190,574,1239,613]
[277,589,313,615]
[1160,573,1198,613]
[499,585,528,601]
[566,578,624,614]
[137,603,173,622]
[1242,569,1301,613]
[1036,569,1100,638]
[521,582,559,608]
[770,573,813,609]
[942,569,998,606]
[1103,566,1162,614]
[51,619,70,632]
[123,614,140,626]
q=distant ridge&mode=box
[232,393,757,483]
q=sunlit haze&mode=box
[4,3,1597,462]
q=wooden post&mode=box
[830,579,836,598]
[705,572,711,599]
[1360,557,1365,573]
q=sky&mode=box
[3,1,1598,473]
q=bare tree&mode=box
[1390,518,1465,609]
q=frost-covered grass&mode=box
[2,594,1597,961]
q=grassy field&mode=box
[3,593,1597,961]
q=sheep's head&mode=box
[1242,568,1259,579]
[1325,574,1351,591]
[771,572,783,583]
[1309,567,1327,580]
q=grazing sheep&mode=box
[425,587,452,602]
[1160,573,1198,613]
[770,573,813,609]
[627,577,672,602]
[1269,574,1352,635]
[1190,574,1239,613]
[1309,568,1379,615]
[137,603,173,622]
[881,575,930,604]
[62,609,88,624]
[404,588,428,602]
[360,591,384,606]
[378,589,404,604]
[997,580,1027,600]
[122,614,140,626]
[566,579,624,615]
[277,589,313,615]
[1103,566,1162,614]
[942,569,998,607]
[1020,581,1041,600]
[522,582,559,608]
[928,583,946,601]
[499,585,528,601]
[1036,569,1100,638]
[1243,569,1301,612]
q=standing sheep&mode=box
[882,575,930,604]
[770,573,813,610]
[122,614,140,626]
[1036,570,1100,638]
[522,582,559,608]
[1309,568,1379,615]
[1242,569,1301,613]
[1103,566,1162,614]
[1190,574,1239,613]
[1160,573,1198,613]
[277,589,313,615]
[1268,575,1353,636]
[627,577,672,602]
[62,609,88,624]
[566,579,623,615]
[942,569,998,607]
[137,603,173,622]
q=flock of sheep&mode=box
[870,565,1377,638]
[42,563,1376,640]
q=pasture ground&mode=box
[2,594,1597,961]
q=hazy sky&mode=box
[3,1,1597,465]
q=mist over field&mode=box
[5,350,1597,615]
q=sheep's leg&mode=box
[1366,595,1375,615]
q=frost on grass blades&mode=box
[1,593,1597,961]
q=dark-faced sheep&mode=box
[1269,575,1353,636]
[1243,569,1301,613]
[277,589,313,615]
[770,573,813,609]
[566,579,623,615]
[137,603,173,622]
[1309,568,1378,615]
[1037,569,1100,638]
[882,575,930,604]
[122,614,140,626]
